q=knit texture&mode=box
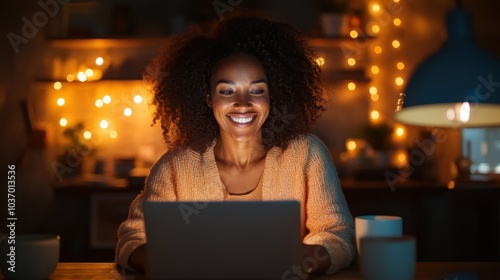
[115,134,355,274]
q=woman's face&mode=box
[209,53,270,143]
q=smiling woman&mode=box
[116,12,355,276]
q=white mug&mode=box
[360,236,416,280]
[355,215,402,255]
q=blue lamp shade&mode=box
[395,8,500,127]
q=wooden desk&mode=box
[42,262,499,279]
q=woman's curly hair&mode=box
[145,13,325,154]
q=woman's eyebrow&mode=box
[215,79,268,86]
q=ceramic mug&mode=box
[0,234,60,279]
[360,235,416,280]
[355,215,403,255]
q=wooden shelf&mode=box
[47,36,371,49]
[48,37,171,49]
[34,79,144,89]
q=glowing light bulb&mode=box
[371,24,380,34]
[394,0,400,2]
[315,57,325,66]
[369,87,378,95]
[392,40,401,48]
[103,95,111,104]
[347,141,357,151]
[370,110,380,120]
[83,131,92,139]
[66,74,75,82]
[85,68,94,77]
[350,30,358,38]
[53,81,62,90]
[395,77,404,86]
[396,127,405,136]
[57,97,65,106]
[96,57,104,66]
[59,118,68,127]
[77,72,87,82]
[397,153,406,163]
[109,130,118,139]
[371,65,380,74]
[347,58,356,66]
[397,62,405,70]
[371,94,379,101]
[347,82,356,91]
[95,99,104,108]
[374,46,382,54]
[124,107,132,117]
[100,120,109,129]
[133,95,143,104]
[372,4,381,12]
[393,18,402,26]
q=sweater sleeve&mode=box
[115,153,177,270]
[302,135,356,274]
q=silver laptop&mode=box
[143,200,301,279]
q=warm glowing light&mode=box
[372,4,381,12]
[83,131,92,139]
[395,77,404,86]
[374,46,382,54]
[397,153,406,163]
[100,120,109,129]
[66,74,75,82]
[447,181,455,189]
[103,95,111,104]
[393,0,400,3]
[393,18,402,26]
[57,97,65,106]
[85,68,94,77]
[371,24,380,34]
[96,57,104,66]
[59,118,68,127]
[349,30,358,38]
[371,94,379,101]
[459,102,471,122]
[369,86,377,95]
[124,107,133,117]
[347,82,356,91]
[347,58,356,66]
[347,141,357,151]
[53,82,62,90]
[371,65,380,74]
[392,40,401,48]
[397,62,405,70]
[396,127,405,136]
[109,130,118,139]
[95,99,104,108]
[133,95,143,104]
[315,57,325,66]
[370,110,380,120]
[77,72,87,82]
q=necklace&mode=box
[222,168,264,196]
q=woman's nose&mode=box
[234,92,251,108]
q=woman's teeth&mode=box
[230,116,253,124]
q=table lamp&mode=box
[395,2,500,182]
[395,3,500,127]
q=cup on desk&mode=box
[355,215,402,255]
[360,236,416,280]
[0,234,60,279]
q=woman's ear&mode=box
[205,92,213,108]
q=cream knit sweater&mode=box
[115,134,355,274]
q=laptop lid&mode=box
[144,200,301,279]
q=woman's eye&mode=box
[250,89,265,94]
[219,90,234,95]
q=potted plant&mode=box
[57,122,96,178]
[317,0,350,37]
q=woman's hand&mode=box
[128,243,149,274]
[301,244,331,274]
